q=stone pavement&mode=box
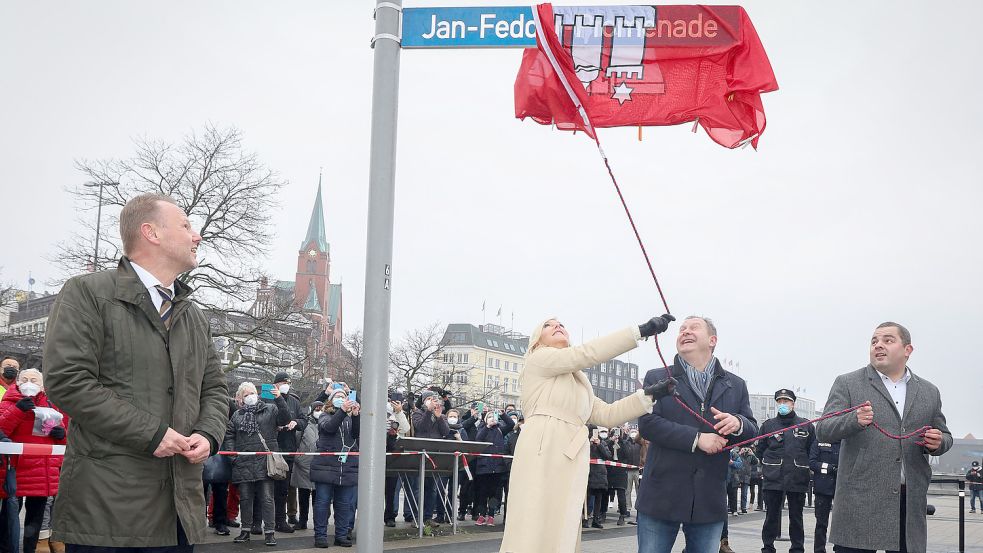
[197,495,983,552]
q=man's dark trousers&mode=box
[762,489,805,553]
[814,493,833,553]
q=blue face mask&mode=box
[777,404,791,416]
[332,397,345,409]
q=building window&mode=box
[487,357,493,368]
[591,373,598,386]
[495,359,500,369]
[463,353,469,364]
[486,375,493,389]
[616,366,622,377]
[456,353,464,363]
[512,379,519,392]
[503,377,509,391]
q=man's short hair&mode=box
[684,316,717,337]
[876,322,911,346]
[0,356,18,365]
[119,193,178,256]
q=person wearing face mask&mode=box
[222,382,290,546]
[473,410,515,527]
[584,425,612,529]
[310,389,360,548]
[290,401,323,531]
[409,390,451,528]
[622,427,641,521]
[0,357,20,398]
[264,373,306,535]
[0,369,67,553]
[755,389,815,553]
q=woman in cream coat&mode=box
[500,316,677,553]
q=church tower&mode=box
[294,173,343,351]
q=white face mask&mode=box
[278,384,290,394]
[313,411,322,419]
[629,432,639,439]
[19,383,41,398]
[243,394,259,406]
[447,417,459,425]
[599,432,609,440]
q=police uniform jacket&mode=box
[809,439,841,496]
[755,411,815,493]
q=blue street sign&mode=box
[402,6,537,48]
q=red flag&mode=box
[515,4,778,148]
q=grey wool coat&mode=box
[815,365,952,553]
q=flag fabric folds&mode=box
[514,4,778,148]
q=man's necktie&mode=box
[155,285,173,329]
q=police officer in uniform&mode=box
[809,439,840,553]
[755,389,815,553]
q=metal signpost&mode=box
[360,4,544,551]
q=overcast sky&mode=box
[2,1,981,437]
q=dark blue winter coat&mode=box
[808,439,841,496]
[636,357,758,524]
[474,415,514,475]
[310,407,360,487]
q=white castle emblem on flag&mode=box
[552,6,665,103]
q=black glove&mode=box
[644,377,678,399]
[49,426,66,441]
[15,397,35,412]
[638,314,676,338]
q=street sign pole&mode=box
[358,1,402,551]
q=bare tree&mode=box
[388,323,446,401]
[52,124,320,374]
[332,331,364,391]
[388,322,508,409]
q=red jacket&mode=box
[0,385,69,497]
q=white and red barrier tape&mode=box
[0,442,640,469]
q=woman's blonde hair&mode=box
[234,381,257,406]
[527,316,559,355]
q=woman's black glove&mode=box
[15,397,35,412]
[50,426,66,440]
[638,314,676,338]
[644,377,678,399]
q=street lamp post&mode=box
[83,181,119,272]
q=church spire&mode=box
[301,170,329,253]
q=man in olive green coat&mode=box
[44,193,229,551]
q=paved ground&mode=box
[197,495,983,552]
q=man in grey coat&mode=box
[815,322,951,553]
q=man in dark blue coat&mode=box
[636,316,758,553]
[809,439,840,553]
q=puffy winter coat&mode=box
[222,397,290,483]
[755,412,815,493]
[605,437,629,489]
[621,438,641,469]
[290,413,319,490]
[310,407,360,487]
[0,386,68,497]
[587,436,611,490]
[737,450,758,484]
[475,415,514,475]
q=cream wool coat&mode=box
[500,327,653,553]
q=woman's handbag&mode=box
[258,433,289,480]
[202,453,232,483]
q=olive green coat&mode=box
[43,258,229,547]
